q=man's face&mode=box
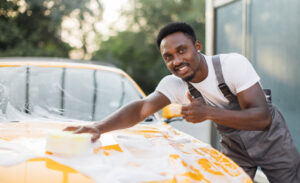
[160,32,201,81]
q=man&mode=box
[65,22,300,182]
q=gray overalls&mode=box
[187,55,300,183]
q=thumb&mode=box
[187,91,195,103]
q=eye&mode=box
[164,55,172,61]
[178,48,185,54]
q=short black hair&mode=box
[156,22,196,48]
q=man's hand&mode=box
[63,125,101,142]
[181,92,210,123]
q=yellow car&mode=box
[0,58,252,183]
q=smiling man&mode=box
[65,22,300,182]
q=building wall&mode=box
[213,0,300,151]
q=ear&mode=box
[195,41,202,52]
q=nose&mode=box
[173,54,183,66]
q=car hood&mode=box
[0,121,252,183]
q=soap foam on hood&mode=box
[0,124,251,183]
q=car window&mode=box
[93,70,142,120]
[0,67,27,115]
[0,66,144,122]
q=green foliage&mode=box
[93,31,167,94]
[0,0,98,57]
[93,0,205,94]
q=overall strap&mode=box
[187,82,203,99]
[212,55,238,103]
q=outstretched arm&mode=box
[181,82,272,130]
[64,91,170,142]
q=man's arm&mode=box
[64,91,170,142]
[181,82,272,130]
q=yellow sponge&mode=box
[162,104,182,119]
[46,130,93,156]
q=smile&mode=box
[174,63,189,71]
[174,64,190,75]
[179,66,187,71]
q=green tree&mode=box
[0,0,102,58]
[93,0,205,94]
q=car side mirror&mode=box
[162,104,182,119]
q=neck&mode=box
[190,53,208,83]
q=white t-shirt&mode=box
[155,53,260,108]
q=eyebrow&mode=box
[162,52,172,58]
[161,43,187,57]
[176,45,186,51]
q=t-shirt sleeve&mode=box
[222,53,260,94]
[155,75,186,104]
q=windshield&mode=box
[0,65,144,122]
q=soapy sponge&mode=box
[46,130,94,156]
[162,104,182,119]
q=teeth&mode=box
[179,66,186,71]
[174,64,188,71]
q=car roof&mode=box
[0,57,122,73]
[0,57,146,97]
[0,57,114,67]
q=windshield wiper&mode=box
[164,117,183,124]
[144,115,155,122]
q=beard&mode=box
[182,72,195,82]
